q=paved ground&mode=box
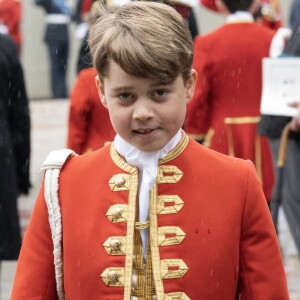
[1,100,300,299]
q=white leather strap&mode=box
[41,149,77,300]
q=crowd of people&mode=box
[0,0,300,298]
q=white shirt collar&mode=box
[114,129,182,168]
[226,11,254,24]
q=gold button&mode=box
[110,239,121,251]
[115,176,125,187]
[112,207,123,219]
[108,271,119,283]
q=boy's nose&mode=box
[132,101,154,121]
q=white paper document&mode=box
[260,58,300,117]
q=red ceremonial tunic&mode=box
[0,0,21,52]
[67,68,115,154]
[185,21,276,201]
[12,135,289,299]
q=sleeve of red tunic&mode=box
[185,35,211,139]
[237,160,289,299]
[10,1,21,33]
[11,180,58,300]
[67,69,94,155]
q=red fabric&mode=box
[82,0,93,14]
[200,0,218,11]
[67,68,116,155]
[12,138,289,299]
[261,18,282,30]
[169,4,191,19]
[185,22,276,201]
[0,0,21,51]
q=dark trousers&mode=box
[46,39,69,98]
[269,137,300,255]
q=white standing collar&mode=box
[114,129,182,167]
[226,11,254,24]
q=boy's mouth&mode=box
[133,128,159,137]
[134,129,154,134]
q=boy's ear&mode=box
[185,69,198,104]
[95,75,107,108]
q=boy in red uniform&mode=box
[67,67,115,155]
[185,0,276,202]
[12,2,288,299]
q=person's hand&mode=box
[288,101,300,132]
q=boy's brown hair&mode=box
[88,1,193,83]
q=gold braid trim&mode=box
[225,124,235,157]
[135,221,150,230]
[224,116,262,182]
[164,292,191,299]
[227,20,253,24]
[124,171,138,299]
[255,135,262,184]
[224,116,260,125]
[132,287,156,297]
[203,128,215,148]
[158,226,186,246]
[186,133,205,141]
[110,143,137,174]
[110,144,139,300]
[134,207,145,299]
[159,132,188,165]
[160,259,189,279]
[145,237,154,300]
[149,184,165,298]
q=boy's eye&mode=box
[154,90,168,97]
[119,93,132,100]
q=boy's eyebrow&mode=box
[150,82,172,87]
[111,82,172,92]
[112,86,134,92]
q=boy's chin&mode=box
[133,140,168,153]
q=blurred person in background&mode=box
[0,0,22,54]
[201,0,282,29]
[67,68,115,154]
[258,0,300,255]
[0,33,30,262]
[34,0,73,99]
[185,0,277,202]
[68,2,115,154]
[75,0,105,74]
[75,0,131,74]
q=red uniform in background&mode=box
[0,0,21,53]
[259,0,282,29]
[67,68,115,154]
[200,0,218,11]
[200,0,282,29]
[185,17,276,201]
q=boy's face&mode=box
[96,61,197,152]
